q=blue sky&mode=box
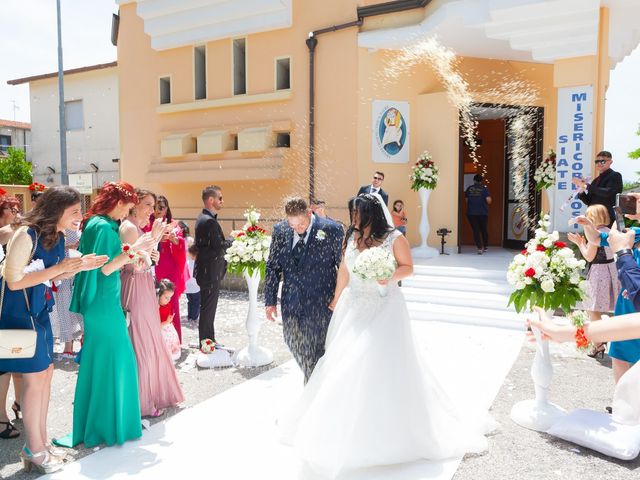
[1,0,639,181]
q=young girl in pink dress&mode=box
[158,279,181,362]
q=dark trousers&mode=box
[467,214,489,249]
[198,283,221,343]
[282,314,330,384]
[187,292,201,321]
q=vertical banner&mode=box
[371,100,410,164]
[555,86,593,232]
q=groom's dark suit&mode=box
[265,214,343,382]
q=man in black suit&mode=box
[572,150,623,224]
[194,185,229,345]
[357,171,389,205]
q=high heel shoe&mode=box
[46,442,68,458]
[587,343,606,359]
[21,445,64,474]
[0,420,20,439]
[11,401,21,420]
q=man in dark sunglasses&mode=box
[572,150,622,225]
[357,171,389,205]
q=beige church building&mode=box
[114,0,640,250]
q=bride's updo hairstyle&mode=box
[345,194,394,251]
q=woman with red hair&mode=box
[61,182,155,449]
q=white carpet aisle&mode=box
[44,322,523,480]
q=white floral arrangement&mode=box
[224,208,271,278]
[353,246,397,297]
[507,214,586,313]
[410,150,439,191]
[533,148,556,191]
[316,230,326,241]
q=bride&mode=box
[279,193,489,478]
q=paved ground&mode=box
[454,342,640,480]
[0,291,293,478]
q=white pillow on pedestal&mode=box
[547,409,640,461]
[196,349,233,368]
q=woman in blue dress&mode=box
[0,187,107,474]
[609,246,640,382]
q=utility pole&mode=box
[10,100,19,122]
[56,0,68,185]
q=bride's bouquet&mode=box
[507,214,586,313]
[353,246,397,297]
[224,208,271,278]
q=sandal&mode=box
[21,445,64,474]
[0,420,20,439]
[12,401,21,420]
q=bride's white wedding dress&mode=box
[279,230,489,478]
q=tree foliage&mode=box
[630,124,640,160]
[0,147,32,185]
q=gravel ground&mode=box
[3,301,640,479]
[0,290,292,478]
[454,342,640,480]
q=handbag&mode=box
[0,231,40,359]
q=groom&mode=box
[265,197,343,383]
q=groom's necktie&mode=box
[292,232,306,266]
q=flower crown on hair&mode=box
[108,182,135,199]
[28,182,45,192]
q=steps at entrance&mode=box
[403,265,525,330]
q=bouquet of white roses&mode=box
[353,246,397,297]
[410,151,439,191]
[507,214,586,313]
[224,208,271,278]
[533,149,556,191]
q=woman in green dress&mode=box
[66,181,156,448]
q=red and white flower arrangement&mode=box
[410,150,439,191]
[224,208,271,278]
[507,214,586,313]
[200,338,216,354]
[121,243,152,267]
[533,148,556,191]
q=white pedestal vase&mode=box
[232,269,273,368]
[510,312,566,432]
[546,186,556,229]
[412,187,439,259]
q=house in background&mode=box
[7,62,120,192]
[0,119,31,159]
[114,0,640,250]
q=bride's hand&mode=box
[328,298,337,311]
[377,279,390,285]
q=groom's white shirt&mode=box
[291,214,315,249]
